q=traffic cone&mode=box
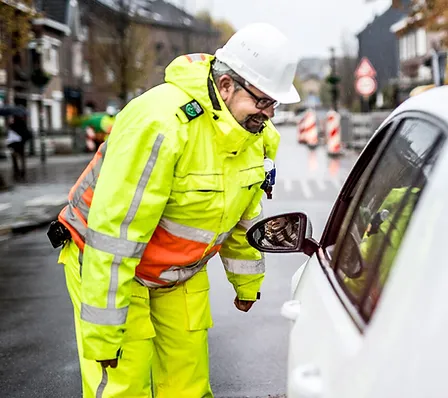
[305,110,318,149]
[297,113,307,144]
[326,110,342,156]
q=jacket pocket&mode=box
[170,173,224,211]
[238,166,265,188]
[172,173,224,192]
[183,270,213,331]
[123,280,155,341]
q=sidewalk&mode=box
[0,154,93,240]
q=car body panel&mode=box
[284,86,448,398]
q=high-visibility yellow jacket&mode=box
[58,53,280,360]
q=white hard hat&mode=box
[215,23,300,104]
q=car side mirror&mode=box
[246,212,319,256]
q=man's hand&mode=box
[97,359,118,369]
[234,296,255,312]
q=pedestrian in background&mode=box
[54,22,300,398]
[6,115,32,180]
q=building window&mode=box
[72,42,83,77]
[399,29,426,62]
[399,36,406,61]
[106,67,115,83]
[416,28,427,57]
[83,62,92,84]
[43,45,60,76]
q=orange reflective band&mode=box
[82,187,94,207]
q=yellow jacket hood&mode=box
[165,53,280,157]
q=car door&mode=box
[285,113,446,398]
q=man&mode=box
[55,22,300,397]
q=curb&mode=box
[10,217,54,234]
[0,195,67,240]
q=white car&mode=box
[247,86,448,398]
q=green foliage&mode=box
[0,1,35,67]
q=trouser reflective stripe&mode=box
[61,240,214,398]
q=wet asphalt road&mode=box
[0,125,360,397]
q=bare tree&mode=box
[0,0,35,104]
[87,0,154,105]
[196,10,235,47]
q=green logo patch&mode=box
[181,100,204,121]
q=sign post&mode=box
[354,57,377,112]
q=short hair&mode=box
[211,60,242,91]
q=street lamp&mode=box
[326,47,340,111]
[30,34,50,163]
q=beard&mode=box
[240,113,268,134]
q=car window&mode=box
[332,118,444,323]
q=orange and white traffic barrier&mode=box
[85,126,96,152]
[304,110,318,148]
[326,110,341,156]
[296,113,307,144]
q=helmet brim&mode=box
[268,85,301,104]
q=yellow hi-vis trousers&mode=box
[59,240,214,398]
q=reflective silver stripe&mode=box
[216,230,232,245]
[72,149,104,206]
[159,217,215,244]
[86,229,146,258]
[221,257,265,275]
[134,276,166,289]
[137,250,218,288]
[99,141,108,155]
[96,367,108,398]
[159,250,218,284]
[237,212,264,231]
[106,134,164,308]
[76,197,90,220]
[187,53,204,62]
[72,172,96,205]
[81,303,128,325]
[64,205,87,239]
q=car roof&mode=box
[380,86,448,128]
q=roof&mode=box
[357,3,409,38]
[97,0,216,33]
[380,86,448,129]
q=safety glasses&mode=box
[233,78,279,110]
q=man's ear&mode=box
[217,75,234,101]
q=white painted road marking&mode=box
[316,179,326,191]
[300,179,313,199]
[283,179,293,192]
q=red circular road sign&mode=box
[355,76,377,97]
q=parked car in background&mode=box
[272,110,297,126]
[247,86,448,398]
